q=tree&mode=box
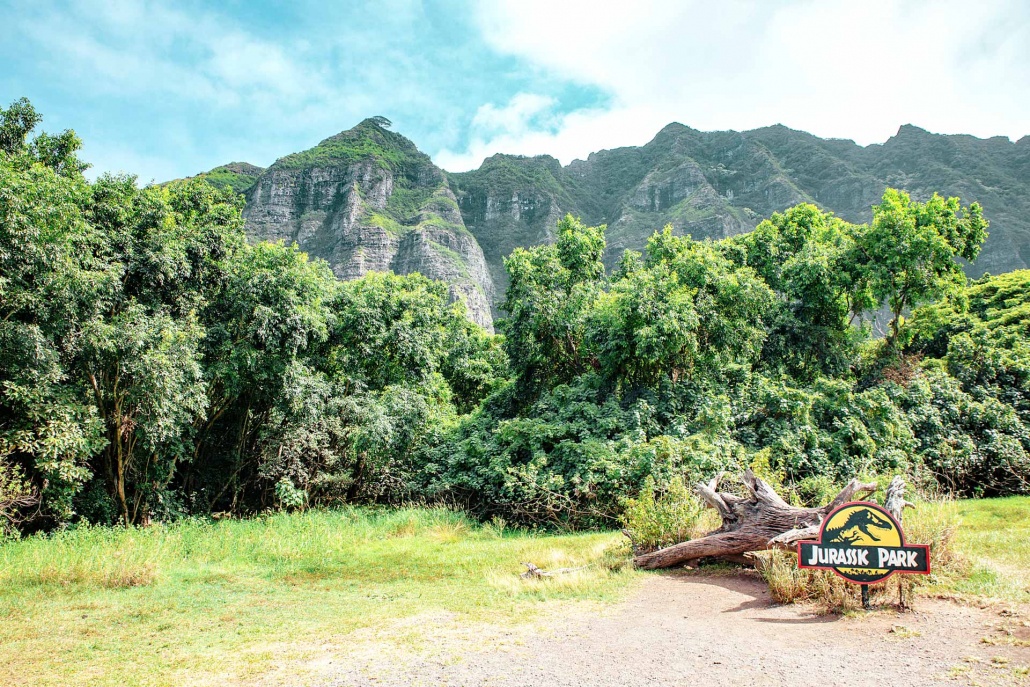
[587,261,699,389]
[501,215,606,395]
[0,98,41,156]
[644,227,774,379]
[255,271,499,508]
[730,204,873,378]
[187,240,335,511]
[859,189,988,347]
[70,177,247,523]
[78,306,206,524]
[0,99,109,524]
[1,97,87,175]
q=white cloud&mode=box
[471,93,557,136]
[18,1,334,109]
[444,0,1030,171]
[436,100,669,171]
[11,0,365,178]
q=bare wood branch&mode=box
[621,528,641,556]
[741,469,791,508]
[768,524,821,548]
[825,478,878,511]
[883,475,915,521]
[520,562,589,579]
[633,471,877,570]
[695,481,734,523]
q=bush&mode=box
[901,369,1030,496]
[619,475,709,554]
[0,460,36,536]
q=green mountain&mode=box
[452,123,1030,291]
[241,118,495,329]
[178,162,265,194]
[232,120,1028,322]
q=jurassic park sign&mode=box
[797,501,930,584]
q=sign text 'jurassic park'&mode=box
[797,502,930,584]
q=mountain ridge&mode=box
[186,120,1030,321]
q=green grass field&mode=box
[946,496,1030,601]
[0,508,635,686]
[874,496,1030,605]
[0,498,1026,686]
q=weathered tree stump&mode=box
[632,470,877,570]
[883,475,916,609]
[883,475,915,521]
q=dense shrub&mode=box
[619,475,708,553]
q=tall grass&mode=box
[4,507,629,594]
[0,507,635,687]
[755,497,1030,611]
[1,525,164,588]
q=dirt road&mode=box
[322,573,1028,687]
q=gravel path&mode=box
[322,573,1028,687]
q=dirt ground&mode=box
[313,572,1029,687]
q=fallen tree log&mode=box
[632,470,876,570]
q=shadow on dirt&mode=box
[657,569,841,624]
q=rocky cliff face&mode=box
[241,120,494,330]
[449,155,574,307]
[206,120,1027,330]
[452,123,1030,301]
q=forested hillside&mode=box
[2,98,1029,535]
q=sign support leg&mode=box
[861,584,871,610]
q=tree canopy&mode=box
[1,98,1025,534]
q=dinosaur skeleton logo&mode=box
[797,502,930,583]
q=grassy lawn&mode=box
[947,496,1030,602]
[0,497,1026,686]
[0,508,635,687]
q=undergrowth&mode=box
[619,475,711,553]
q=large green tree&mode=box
[502,214,606,397]
[0,98,107,523]
[75,176,246,523]
[730,203,872,378]
[859,189,988,346]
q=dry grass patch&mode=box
[754,497,967,613]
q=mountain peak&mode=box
[213,161,264,177]
[273,117,427,171]
[658,122,693,134]
[895,124,931,138]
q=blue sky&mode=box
[2,0,1027,182]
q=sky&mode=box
[1,0,1027,182]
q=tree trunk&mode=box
[632,470,876,570]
